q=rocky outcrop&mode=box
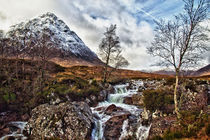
[148,115,177,139]
[26,102,94,140]
[180,84,208,111]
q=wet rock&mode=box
[104,113,131,140]
[21,114,30,122]
[138,85,145,92]
[127,81,136,90]
[94,106,106,112]
[102,83,115,94]
[97,90,108,102]
[85,98,91,105]
[104,104,124,115]
[90,95,97,105]
[123,97,133,105]
[26,102,94,140]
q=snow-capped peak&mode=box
[6,12,98,61]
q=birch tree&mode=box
[147,0,209,119]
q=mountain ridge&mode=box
[3,12,103,66]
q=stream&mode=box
[0,80,151,140]
[0,121,27,140]
[91,80,151,140]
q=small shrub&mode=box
[184,80,196,92]
[3,93,9,102]
[143,88,173,113]
[164,78,175,86]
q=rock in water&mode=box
[104,113,131,140]
[26,102,94,140]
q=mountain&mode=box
[154,70,176,75]
[154,64,210,77]
[4,12,102,66]
[154,69,194,76]
[191,64,210,76]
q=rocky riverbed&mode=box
[0,79,209,139]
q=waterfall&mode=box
[119,119,129,140]
[0,121,27,140]
[136,124,151,140]
[91,80,151,140]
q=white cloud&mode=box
[0,0,57,30]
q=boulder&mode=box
[97,90,108,102]
[123,97,133,105]
[104,104,124,115]
[26,102,94,140]
[104,113,131,140]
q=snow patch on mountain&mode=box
[6,12,98,61]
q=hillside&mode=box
[153,64,210,78]
[3,12,103,66]
[192,64,210,76]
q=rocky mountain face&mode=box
[4,12,102,66]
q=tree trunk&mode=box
[174,69,181,119]
[103,66,108,83]
[16,57,18,80]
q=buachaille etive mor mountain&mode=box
[5,12,103,66]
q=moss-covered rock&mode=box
[26,102,94,140]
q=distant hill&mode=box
[2,12,103,66]
[191,64,210,76]
[154,70,176,75]
[153,64,210,77]
[154,70,194,76]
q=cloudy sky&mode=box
[0,0,209,70]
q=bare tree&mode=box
[99,24,129,82]
[33,28,60,93]
[6,28,27,79]
[147,0,209,119]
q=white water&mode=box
[91,80,151,140]
[0,121,27,140]
[119,119,129,140]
